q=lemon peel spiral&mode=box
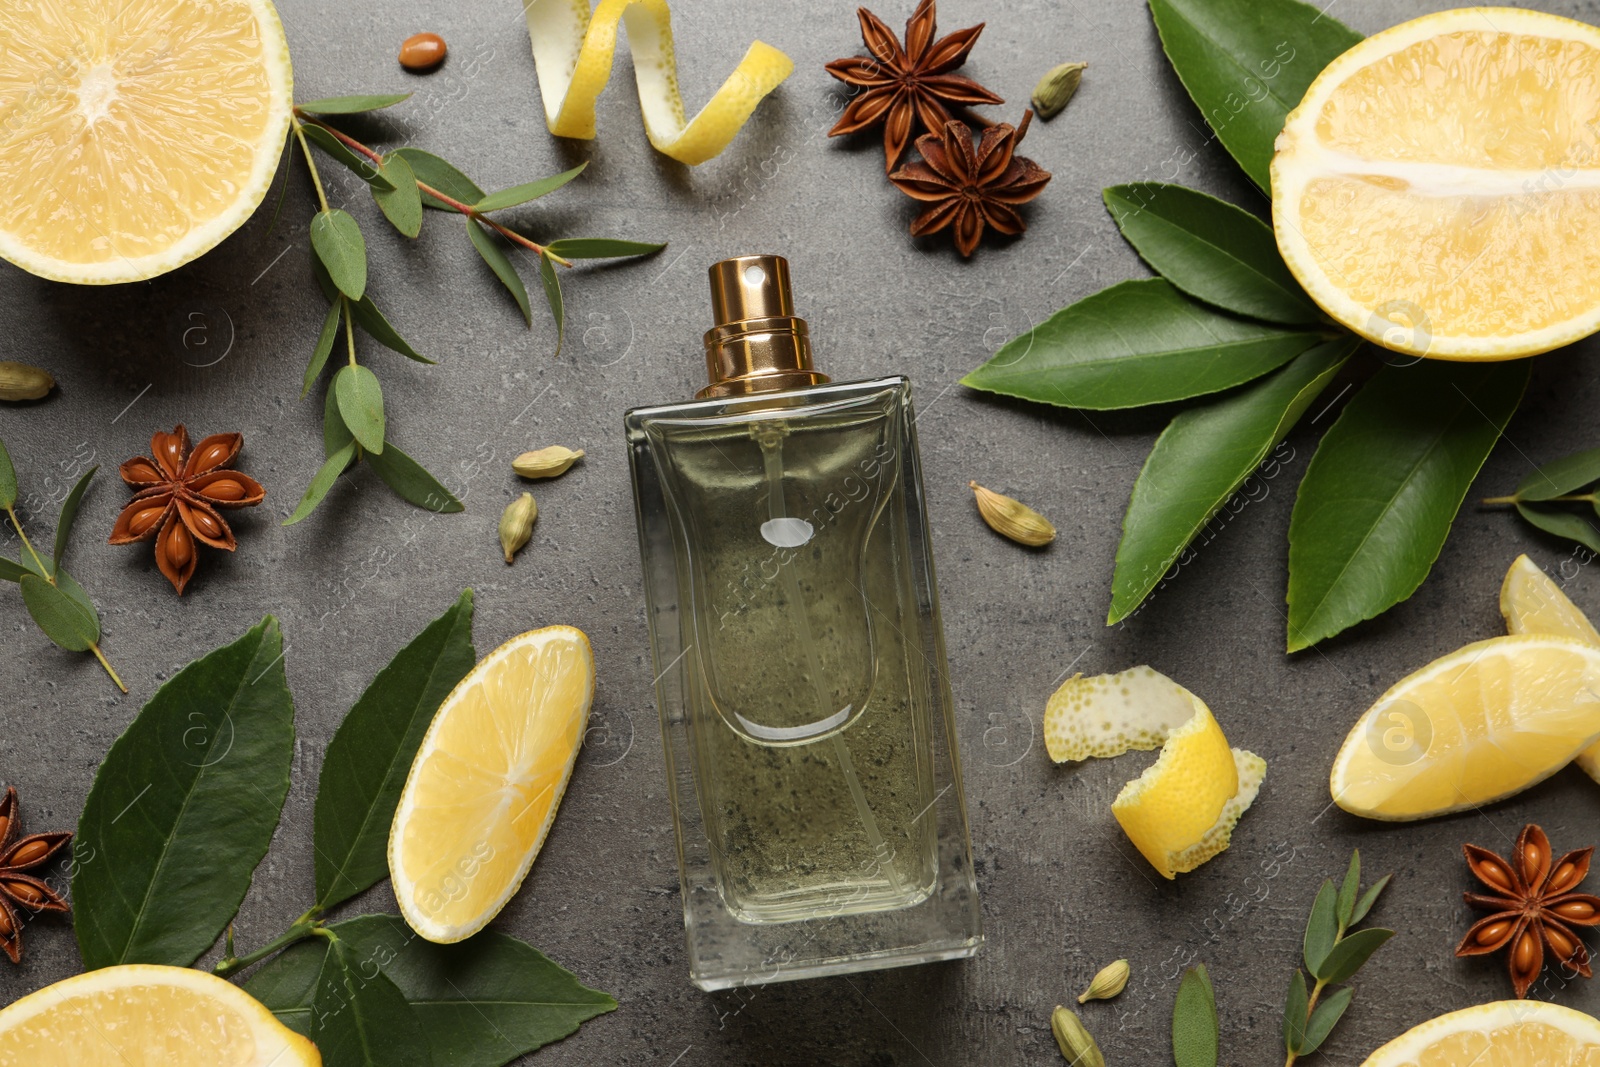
[523,0,793,166]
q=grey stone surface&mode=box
[3,0,1600,1063]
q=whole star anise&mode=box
[1456,824,1600,998]
[0,787,71,963]
[109,425,265,595]
[889,110,1052,257]
[826,0,1004,172]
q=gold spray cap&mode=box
[699,255,830,399]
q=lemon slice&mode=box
[1272,8,1600,360]
[1500,553,1600,784]
[0,964,320,1066]
[390,625,595,943]
[1045,667,1264,879]
[1360,1000,1600,1067]
[1330,634,1600,820]
[0,0,293,284]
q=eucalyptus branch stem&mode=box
[213,907,323,978]
[7,505,125,692]
[291,118,331,215]
[87,642,127,693]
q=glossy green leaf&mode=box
[247,915,617,1067]
[351,291,430,363]
[1147,0,1362,191]
[1303,880,1338,976]
[539,250,564,357]
[313,934,431,1067]
[1109,338,1352,623]
[324,384,355,458]
[472,164,587,213]
[367,441,464,513]
[297,93,413,114]
[286,441,357,526]
[1172,964,1219,1067]
[314,591,475,909]
[544,238,666,259]
[1515,446,1600,501]
[1350,874,1391,926]
[1315,927,1395,984]
[1335,850,1362,930]
[74,618,294,969]
[1300,986,1354,1056]
[0,437,16,509]
[335,365,385,455]
[311,209,368,300]
[467,219,531,324]
[299,124,390,190]
[1103,183,1323,325]
[52,465,95,569]
[304,298,343,398]
[391,148,485,209]
[20,572,97,651]
[1282,969,1308,1055]
[0,557,28,583]
[962,279,1327,410]
[374,153,423,239]
[1516,502,1600,554]
[1288,359,1530,650]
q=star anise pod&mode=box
[1456,823,1600,998]
[109,425,265,595]
[889,110,1052,257]
[0,786,72,963]
[826,0,1004,172]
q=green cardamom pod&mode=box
[1051,1006,1105,1067]
[512,445,585,479]
[1031,61,1087,120]
[971,481,1056,547]
[499,492,537,564]
[0,361,55,402]
[1078,959,1130,1003]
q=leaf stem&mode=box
[342,295,357,368]
[1483,492,1596,506]
[291,117,331,215]
[88,642,127,693]
[213,907,323,978]
[7,505,124,692]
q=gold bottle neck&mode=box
[698,255,830,400]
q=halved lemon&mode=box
[390,625,595,943]
[1273,8,1600,360]
[1360,1000,1600,1067]
[1500,553,1600,783]
[0,964,320,1066]
[0,0,293,284]
[1329,634,1600,820]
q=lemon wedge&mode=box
[1329,634,1600,820]
[1045,666,1264,879]
[1360,1001,1600,1067]
[1500,553,1600,783]
[0,964,320,1066]
[1273,8,1600,360]
[0,0,293,284]
[390,625,595,943]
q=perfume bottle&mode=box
[626,255,983,990]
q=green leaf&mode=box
[1516,446,1600,501]
[1315,927,1395,984]
[544,238,667,259]
[0,557,28,583]
[335,365,385,455]
[311,209,368,300]
[467,219,532,324]
[20,572,97,651]
[246,915,617,1067]
[1335,850,1362,931]
[54,566,99,630]
[1281,969,1308,1055]
[297,93,413,114]
[374,153,423,239]
[1303,879,1338,976]
[304,298,343,398]
[323,385,355,458]
[1515,503,1600,554]
[52,465,95,569]
[299,123,390,190]
[367,441,465,513]
[1287,359,1531,650]
[472,164,587,213]
[1109,338,1352,623]
[1172,964,1219,1067]
[314,591,475,909]
[351,292,431,363]
[1147,0,1363,191]
[1300,985,1354,1056]
[961,279,1327,410]
[0,436,16,509]
[1350,873,1392,926]
[390,148,485,209]
[539,250,564,357]
[313,934,431,1067]
[1103,183,1323,325]
[74,618,294,969]
[286,441,357,526]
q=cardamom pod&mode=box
[970,481,1056,547]
[0,361,55,402]
[512,445,585,479]
[1032,61,1087,120]
[1077,959,1130,1003]
[499,492,537,563]
[1051,1006,1105,1067]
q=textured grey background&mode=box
[3,0,1600,1063]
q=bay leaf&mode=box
[297,93,413,115]
[472,164,587,213]
[311,209,368,301]
[335,365,385,455]
[466,219,531,325]
[367,441,464,514]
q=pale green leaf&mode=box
[467,219,531,325]
[297,93,412,114]
[374,153,423,238]
[1303,880,1338,975]
[311,209,367,300]
[1300,986,1354,1056]
[1350,873,1391,926]
[1282,970,1308,1055]
[0,437,16,509]
[299,123,390,190]
[335,365,385,454]
[390,148,485,209]
[1315,927,1395,984]
[544,238,666,259]
[472,164,586,213]
[1336,850,1362,931]
[539,250,564,357]
[367,441,464,513]
[52,465,95,569]
[20,572,97,651]
[1172,964,1219,1067]
[303,298,342,398]
[285,441,357,526]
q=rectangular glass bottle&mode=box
[625,256,982,990]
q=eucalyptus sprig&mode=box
[1484,446,1600,554]
[283,92,665,525]
[0,436,124,692]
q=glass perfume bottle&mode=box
[625,255,983,990]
